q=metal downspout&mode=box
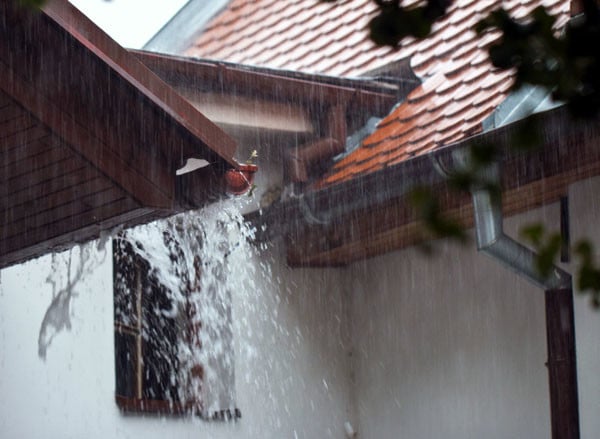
[465,158,579,439]
[471,183,571,290]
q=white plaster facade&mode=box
[1,172,600,438]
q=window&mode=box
[112,222,240,420]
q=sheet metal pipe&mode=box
[471,187,572,290]
[468,160,579,439]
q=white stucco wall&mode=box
[347,180,600,439]
[2,175,599,439]
[0,239,352,439]
[348,238,551,438]
[568,176,600,439]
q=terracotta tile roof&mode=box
[188,0,570,187]
[317,0,569,187]
[186,0,413,77]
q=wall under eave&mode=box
[568,176,600,439]
[0,239,353,438]
[1,161,599,439]
[346,177,600,439]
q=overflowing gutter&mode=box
[249,104,600,253]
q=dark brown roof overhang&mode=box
[0,0,239,268]
[130,50,406,123]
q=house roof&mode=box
[319,0,570,187]
[273,104,600,266]
[187,0,570,189]
[186,0,401,77]
[133,50,402,109]
[132,50,403,140]
[0,0,239,268]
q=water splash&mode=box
[118,198,259,417]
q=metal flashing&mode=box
[143,0,230,54]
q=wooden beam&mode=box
[42,0,238,167]
[545,288,580,439]
[132,50,400,111]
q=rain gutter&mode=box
[250,104,600,242]
[451,147,579,438]
[455,153,572,290]
[143,0,230,54]
[471,184,571,289]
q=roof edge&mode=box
[250,104,599,243]
[131,50,411,101]
[43,0,238,167]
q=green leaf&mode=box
[408,187,467,242]
[520,223,545,247]
[16,0,45,8]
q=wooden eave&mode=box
[132,50,405,106]
[0,0,238,268]
[131,50,402,135]
[250,106,600,267]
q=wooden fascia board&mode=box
[132,51,399,113]
[260,106,600,266]
[286,171,583,267]
[43,0,238,167]
[1,1,240,212]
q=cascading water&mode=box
[115,198,261,418]
[40,197,264,419]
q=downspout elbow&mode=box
[471,181,571,290]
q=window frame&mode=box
[113,237,203,416]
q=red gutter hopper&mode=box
[225,164,258,195]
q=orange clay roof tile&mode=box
[187,0,570,187]
[462,62,492,84]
